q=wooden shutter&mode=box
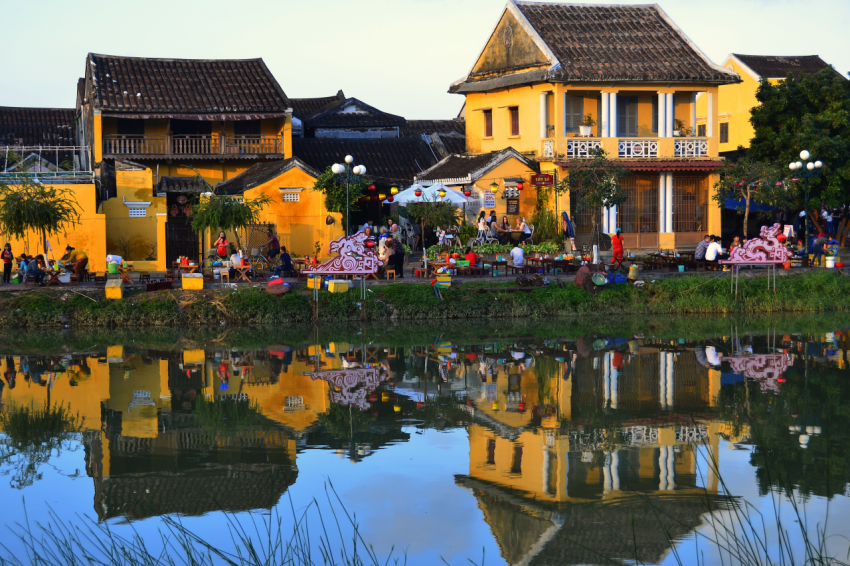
[510,107,519,136]
[697,124,706,137]
[720,122,729,143]
[651,97,658,134]
[483,110,492,137]
[617,97,638,137]
[564,95,584,133]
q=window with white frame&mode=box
[281,193,300,202]
[128,207,146,218]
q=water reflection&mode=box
[1,321,848,565]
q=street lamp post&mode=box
[331,155,367,236]
[789,150,822,257]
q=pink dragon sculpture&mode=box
[302,231,383,275]
[309,368,386,411]
[727,354,791,396]
[721,223,791,264]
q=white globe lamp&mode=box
[345,155,354,164]
[800,150,810,160]
[815,161,823,169]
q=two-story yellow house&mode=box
[450,0,741,249]
[696,54,837,156]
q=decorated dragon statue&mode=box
[724,223,791,264]
[302,231,383,275]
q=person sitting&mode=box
[729,236,742,252]
[464,247,479,266]
[695,235,710,260]
[213,231,229,258]
[273,246,294,277]
[496,216,512,244]
[510,244,525,267]
[518,217,532,243]
[17,254,28,279]
[28,255,47,286]
[387,233,405,278]
[61,245,88,285]
[261,229,281,261]
[705,235,726,262]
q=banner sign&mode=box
[484,193,496,208]
[506,198,520,215]
[531,173,554,187]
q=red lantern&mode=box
[516,182,524,191]
[368,184,376,192]
[518,402,526,412]
[387,195,394,203]
[368,393,378,402]
[371,194,378,201]
[366,240,376,249]
[777,377,786,383]
[414,189,422,197]
[463,189,471,197]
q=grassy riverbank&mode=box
[1,270,848,328]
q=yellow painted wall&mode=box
[4,184,107,272]
[466,157,545,224]
[244,165,344,257]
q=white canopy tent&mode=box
[383,182,468,206]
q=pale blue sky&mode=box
[1,0,847,119]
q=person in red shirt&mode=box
[610,228,624,266]
[214,232,229,258]
[1,244,13,284]
[464,247,479,266]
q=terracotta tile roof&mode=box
[293,138,436,184]
[0,106,77,146]
[290,90,345,119]
[556,159,723,172]
[416,147,537,182]
[451,2,739,92]
[215,157,321,195]
[732,54,837,79]
[304,98,405,129]
[401,119,466,137]
[87,53,290,114]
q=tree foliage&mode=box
[311,166,370,234]
[0,151,81,254]
[712,158,795,238]
[188,174,272,249]
[563,148,628,248]
[749,68,850,206]
[407,196,461,231]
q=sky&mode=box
[1,0,848,120]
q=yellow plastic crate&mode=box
[307,277,322,289]
[328,280,349,293]
[434,274,452,289]
[182,275,204,290]
[105,279,123,299]
[183,349,205,364]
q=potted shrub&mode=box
[673,119,692,137]
[579,114,596,137]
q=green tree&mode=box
[188,174,271,250]
[407,196,461,232]
[0,151,81,255]
[311,166,370,235]
[564,148,628,252]
[749,68,850,207]
[712,158,794,238]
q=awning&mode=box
[724,198,778,213]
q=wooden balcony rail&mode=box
[566,139,603,159]
[619,139,658,158]
[674,138,709,158]
[104,134,283,156]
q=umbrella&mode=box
[386,182,468,205]
[561,211,575,238]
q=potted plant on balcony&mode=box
[673,119,692,137]
[579,114,596,137]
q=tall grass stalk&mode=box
[0,482,406,566]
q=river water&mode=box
[1,316,848,565]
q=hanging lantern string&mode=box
[353,172,534,187]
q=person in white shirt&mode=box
[476,212,488,243]
[510,245,524,266]
[705,236,725,262]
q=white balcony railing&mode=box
[619,139,658,158]
[674,138,709,157]
[566,139,602,158]
[541,139,555,159]
[104,134,283,156]
[1,145,94,183]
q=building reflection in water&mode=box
[1,329,841,563]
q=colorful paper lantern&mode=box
[414,189,422,197]
[390,186,398,195]
[463,189,471,197]
[489,182,499,194]
[387,195,394,203]
[438,188,446,198]
[368,184,376,192]
[379,193,386,201]
[370,194,378,201]
[365,240,376,248]
[516,182,524,190]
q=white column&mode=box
[600,93,610,137]
[602,206,609,233]
[666,352,674,410]
[542,449,551,495]
[665,172,674,234]
[610,205,618,233]
[659,351,668,410]
[603,452,612,492]
[666,93,675,136]
[666,446,676,490]
[540,91,549,139]
[707,93,714,137]
[609,93,618,138]
[611,451,620,491]
[610,355,619,409]
[603,352,611,407]
[659,447,668,491]
[658,92,667,138]
[658,173,667,234]
[690,93,697,137]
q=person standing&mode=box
[811,233,828,266]
[387,233,405,278]
[476,211,488,244]
[62,246,88,285]
[1,244,12,284]
[610,228,624,265]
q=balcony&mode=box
[566,138,602,159]
[1,145,93,184]
[103,134,284,158]
[674,138,708,158]
[618,139,658,159]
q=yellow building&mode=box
[449,0,741,249]
[696,54,837,155]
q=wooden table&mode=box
[45,270,64,286]
[117,266,134,284]
[174,263,199,278]
[233,265,252,282]
[490,260,507,276]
